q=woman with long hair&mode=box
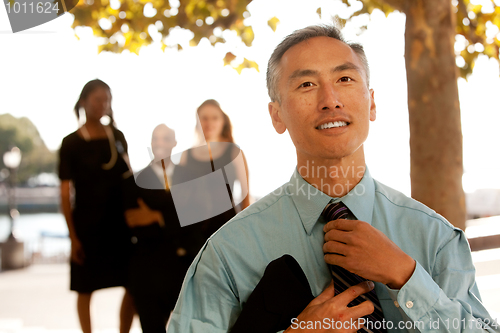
[58,79,134,333]
[174,99,250,238]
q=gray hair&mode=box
[266,25,370,104]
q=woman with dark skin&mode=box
[58,79,135,333]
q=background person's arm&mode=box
[60,180,84,265]
[235,150,250,211]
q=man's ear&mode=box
[269,101,287,134]
[369,89,376,121]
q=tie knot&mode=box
[322,201,350,221]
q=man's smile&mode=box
[316,121,349,130]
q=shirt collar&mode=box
[288,166,375,235]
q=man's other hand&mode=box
[284,280,375,332]
[323,219,416,289]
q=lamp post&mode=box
[1,147,24,270]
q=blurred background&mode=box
[1,0,500,331]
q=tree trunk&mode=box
[403,0,466,230]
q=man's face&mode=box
[269,36,376,164]
[151,125,176,161]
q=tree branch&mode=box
[457,0,481,44]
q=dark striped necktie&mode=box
[322,201,387,333]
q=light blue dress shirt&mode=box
[167,168,498,332]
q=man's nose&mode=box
[318,83,343,111]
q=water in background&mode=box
[0,213,70,263]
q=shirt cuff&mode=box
[388,260,440,321]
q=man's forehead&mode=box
[153,125,174,137]
[280,36,360,73]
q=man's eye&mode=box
[339,77,353,82]
[299,82,314,88]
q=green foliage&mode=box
[70,0,258,70]
[341,0,500,79]
[0,114,56,184]
[0,115,34,155]
[342,0,396,18]
[71,0,255,68]
[70,0,499,76]
[454,0,500,77]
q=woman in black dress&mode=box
[173,99,250,237]
[58,79,134,333]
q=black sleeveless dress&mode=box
[58,128,132,293]
[171,142,239,240]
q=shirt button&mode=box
[131,236,138,244]
[405,301,414,309]
[394,301,400,308]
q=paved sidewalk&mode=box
[0,264,141,333]
[1,254,499,333]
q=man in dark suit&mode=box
[123,124,203,333]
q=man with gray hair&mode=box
[167,25,496,332]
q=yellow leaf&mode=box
[185,1,195,15]
[177,44,183,51]
[493,16,500,27]
[333,15,346,28]
[234,64,243,74]
[234,58,259,74]
[316,7,321,19]
[124,31,132,44]
[130,41,140,55]
[223,52,236,66]
[241,26,254,46]
[161,42,167,51]
[470,4,482,13]
[267,16,280,32]
[245,58,259,72]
